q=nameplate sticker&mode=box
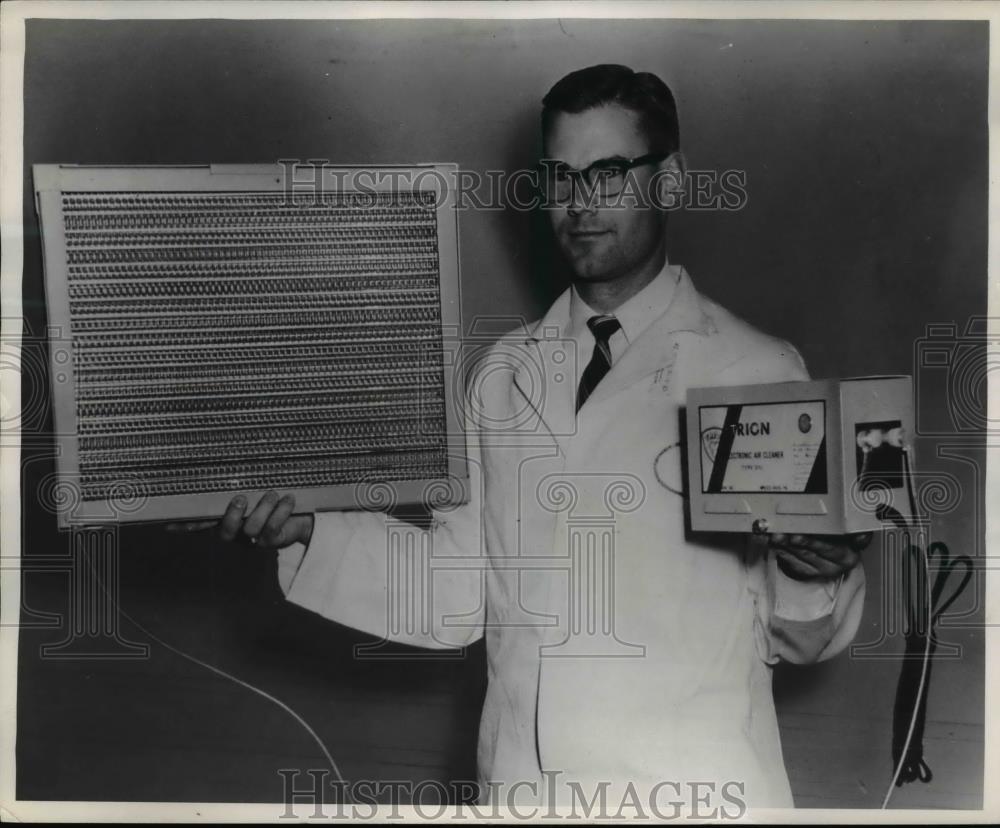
[698,400,827,494]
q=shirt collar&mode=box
[567,258,682,345]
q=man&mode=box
[201,65,866,809]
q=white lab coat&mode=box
[279,265,866,810]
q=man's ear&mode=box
[652,151,686,210]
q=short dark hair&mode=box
[541,64,680,155]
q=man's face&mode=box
[544,104,666,284]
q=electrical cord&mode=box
[879,494,931,809]
[877,446,972,808]
[82,556,352,802]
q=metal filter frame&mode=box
[34,163,467,527]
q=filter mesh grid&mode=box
[61,189,450,501]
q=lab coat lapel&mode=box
[582,267,714,408]
[511,289,576,451]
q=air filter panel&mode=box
[34,164,466,526]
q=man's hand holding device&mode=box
[769,532,872,581]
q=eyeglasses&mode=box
[538,152,669,202]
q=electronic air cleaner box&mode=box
[685,376,914,535]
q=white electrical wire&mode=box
[880,542,932,809]
[103,585,351,799]
[880,445,931,809]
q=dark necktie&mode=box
[576,314,622,412]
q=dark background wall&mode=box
[18,18,986,809]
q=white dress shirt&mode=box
[567,258,681,391]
